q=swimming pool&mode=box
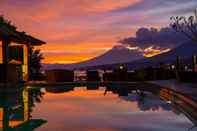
[0,84,196,131]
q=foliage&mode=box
[170,9,197,42]
[29,47,45,80]
[0,15,17,30]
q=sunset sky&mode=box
[0,0,196,64]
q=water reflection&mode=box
[104,84,197,130]
[46,85,74,94]
[87,83,99,90]
[1,84,196,131]
[34,84,195,131]
[0,86,47,130]
[41,84,196,128]
[104,85,172,111]
[39,84,197,125]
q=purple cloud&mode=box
[119,27,189,49]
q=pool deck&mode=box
[148,80,197,101]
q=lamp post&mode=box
[192,54,196,72]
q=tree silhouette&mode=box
[170,9,197,42]
[29,47,44,80]
[0,15,17,30]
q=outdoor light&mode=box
[171,65,175,69]
[120,66,124,70]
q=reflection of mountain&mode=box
[120,92,172,111]
[43,45,143,70]
[104,85,171,111]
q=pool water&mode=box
[30,86,194,131]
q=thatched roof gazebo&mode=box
[0,16,45,84]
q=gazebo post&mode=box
[2,104,10,129]
[27,45,31,81]
[2,38,9,84]
[23,44,29,81]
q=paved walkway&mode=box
[149,80,197,101]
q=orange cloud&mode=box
[39,42,113,51]
[38,42,114,64]
[143,46,171,57]
[84,0,141,13]
[42,55,90,64]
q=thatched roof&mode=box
[0,16,45,46]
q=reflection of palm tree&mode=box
[0,86,47,130]
[28,88,45,117]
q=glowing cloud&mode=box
[143,46,171,57]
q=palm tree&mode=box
[29,47,44,80]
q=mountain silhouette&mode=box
[124,41,197,69]
[43,45,143,70]
[43,41,197,70]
